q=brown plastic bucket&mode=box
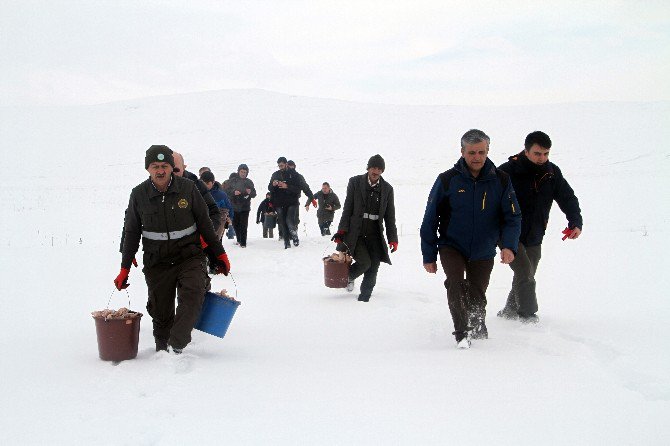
[93,313,142,361]
[324,259,350,288]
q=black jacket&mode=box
[498,152,582,247]
[121,175,225,269]
[268,169,302,208]
[256,198,275,223]
[314,190,341,224]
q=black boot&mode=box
[155,338,168,352]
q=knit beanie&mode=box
[238,163,249,173]
[367,154,385,172]
[145,145,174,169]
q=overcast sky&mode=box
[1,0,668,106]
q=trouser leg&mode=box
[277,207,290,247]
[349,237,372,281]
[286,204,299,242]
[513,244,541,315]
[465,256,495,328]
[170,255,209,349]
[439,247,469,333]
[233,213,242,243]
[358,237,382,300]
[238,211,249,246]
[324,221,332,235]
[262,223,269,238]
[144,265,178,345]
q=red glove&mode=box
[389,242,398,253]
[215,253,230,276]
[114,268,130,290]
[331,230,345,244]
[311,199,317,208]
[200,235,208,249]
[561,227,574,241]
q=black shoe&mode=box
[357,295,370,302]
[155,339,168,352]
[518,313,539,324]
[325,228,331,235]
[471,322,488,339]
[171,346,183,354]
[284,239,291,249]
[293,238,299,247]
[453,331,471,349]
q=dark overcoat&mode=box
[337,174,398,264]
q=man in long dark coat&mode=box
[332,155,398,302]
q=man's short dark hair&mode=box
[200,171,215,183]
[524,131,552,151]
[460,129,490,149]
[277,156,287,164]
[322,182,330,187]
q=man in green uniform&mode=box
[114,145,231,354]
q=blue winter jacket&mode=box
[420,158,522,263]
[210,184,234,218]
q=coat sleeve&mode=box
[499,178,522,254]
[331,193,341,210]
[384,185,398,244]
[419,177,444,264]
[193,185,225,257]
[120,192,142,269]
[552,166,583,229]
[337,178,355,232]
[247,179,257,199]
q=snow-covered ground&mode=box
[1,90,669,444]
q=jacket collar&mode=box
[147,174,181,198]
[455,157,498,181]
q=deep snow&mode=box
[0,90,669,444]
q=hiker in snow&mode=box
[332,154,398,302]
[224,164,257,248]
[287,160,316,229]
[200,170,234,240]
[496,131,583,324]
[269,156,303,248]
[256,192,277,238]
[114,145,231,354]
[312,182,341,236]
[420,129,521,349]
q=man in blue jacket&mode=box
[420,129,521,349]
[496,131,582,323]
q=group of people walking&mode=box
[113,127,582,353]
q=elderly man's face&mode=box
[461,141,489,176]
[172,153,185,177]
[147,162,173,188]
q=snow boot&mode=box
[156,339,168,352]
[518,312,539,324]
[497,306,519,320]
[471,322,488,340]
[453,331,471,349]
[357,294,370,302]
[346,278,355,292]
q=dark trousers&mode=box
[349,235,384,299]
[262,221,274,238]
[277,205,299,246]
[319,221,332,236]
[439,246,494,333]
[503,243,542,315]
[233,210,250,246]
[144,254,209,349]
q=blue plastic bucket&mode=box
[195,292,241,338]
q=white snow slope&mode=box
[1,89,669,445]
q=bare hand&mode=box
[500,248,515,264]
[234,190,241,196]
[246,188,251,194]
[304,205,310,211]
[278,182,288,189]
[423,262,437,274]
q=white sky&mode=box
[1,0,668,106]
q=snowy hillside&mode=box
[0,89,669,444]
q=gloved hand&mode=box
[114,268,130,290]
[561,227,574,241]
[311,199,317,208]
[331,230,345,244]
[200,235,208,249]
[214,253,230,276]
[132,257,138,267]
[389,241,398,253]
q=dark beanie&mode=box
[145,145,174,169]
[277,156,287,164]
[200,171,215,183]
[238,163,249,173]
[367,154,385,171]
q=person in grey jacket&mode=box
[332,155,398,302]
[312,182,341,236]
[224,164,257,248]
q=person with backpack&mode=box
[420,129,521,349]
[496,131,583,324]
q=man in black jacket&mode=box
[269,157,303,249]
[497,131,583,323]
[114,145,231,354]
[332,155,398,302]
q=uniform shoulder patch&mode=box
[178,198,188,209]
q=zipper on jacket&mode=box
[482,191,487,211]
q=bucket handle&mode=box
[106,288,131,310]
[321,240,351,258]
[213,271,239,300]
